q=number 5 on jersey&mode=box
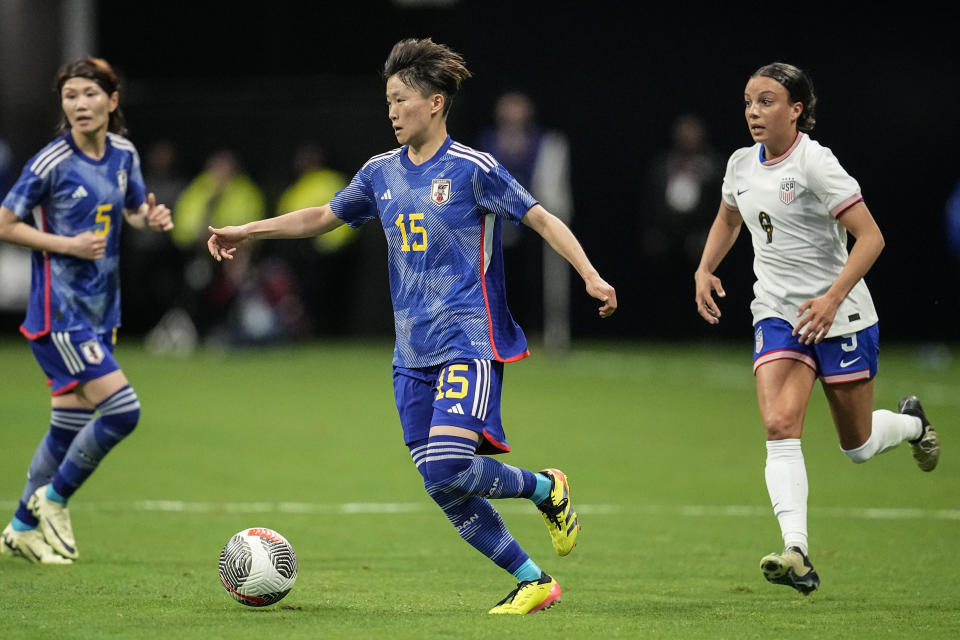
[95,204,112,237]
[395,213,427,251]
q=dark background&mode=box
[3,1,958,343]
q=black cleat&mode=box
[761,546,820,595]
[899,395,940,472]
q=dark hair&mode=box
[382,38,472,116]
[752,62,817,132]
[55,57,128,135]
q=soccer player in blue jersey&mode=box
[0,58,173,564]
[208,38,616,614]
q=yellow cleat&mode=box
[536,468,579,556]
[488,572,561,614]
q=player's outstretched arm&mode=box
[694,201,743,325]
[522,204,617,318]
[207,204,343,262]
[124,193,174,232]
[0,205,105,259]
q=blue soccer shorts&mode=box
[752,317,879,384]
[393,359,510,455]
[29,328,119,396]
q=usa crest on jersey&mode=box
[431,179,451,205]
[779,178,796,204]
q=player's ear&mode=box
[431,93,445,116]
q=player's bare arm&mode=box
[522,203,617,317]
[695,201,743,324]
[123,192,174,232]
[793,201,885,343]
[208,203,344,262]
[0,205,105,260]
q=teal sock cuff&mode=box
[46,484,68,505]
[512,558,542,583]
[529,473,551,505]
[11,517,35,532]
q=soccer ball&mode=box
[218,527,298,607]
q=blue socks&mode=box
[13,407,93,529]
[50,386,141,501]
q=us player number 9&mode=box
[395,213,427,251]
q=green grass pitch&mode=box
[1,338,958,638]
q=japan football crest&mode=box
[79,339,105,365]
[431,179,452,205]
[755,326,764,354]
[116,168,128,194]
[779,178,796,205]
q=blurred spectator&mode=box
[273,142,356,336]
[476,91,574,354]
[642,114,721,265]
[121,139,186,334]
[148,150,266,351]
[0,137,13,197]
[640,114,721,335]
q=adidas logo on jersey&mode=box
[71,186,88,199]
[446,403,465,415]
[380,189,392,200]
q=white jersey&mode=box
[721,132,878,337]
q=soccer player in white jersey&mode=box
[0,58,173,564]
[694,62,939,595]
[208,38,616,614]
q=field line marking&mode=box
[1,500,957,520]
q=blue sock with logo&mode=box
[13,408,93,528]
[409,436,539,574]
[51,386,140,501]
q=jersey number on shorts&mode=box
[95,204,113,237]
[395,213,427,251]
[435,364,469,400]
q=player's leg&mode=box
[408,431,561,614]
[752,319,820,594]
[429,360,579,555]
[396,364,561,614]
[818,325,936,470]
[27,331,141,559]
[2,391,92,563]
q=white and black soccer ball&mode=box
[218,527,298,607]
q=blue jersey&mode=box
[331,136,537,368]
[2,132,146,338]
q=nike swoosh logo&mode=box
[737,188,750,196]
[839,357,861,368]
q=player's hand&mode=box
[585,274,617,318]
[207,225,247,262]
[793,294,840,344]
[145,192,174,231]
[695,269,725,324]
[69,231,106,260]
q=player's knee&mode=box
[763,413,802,441]
[423,455,471,488]
[94,386,141,444]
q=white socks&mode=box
[765,438,808,555]
[842,410,922,463]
